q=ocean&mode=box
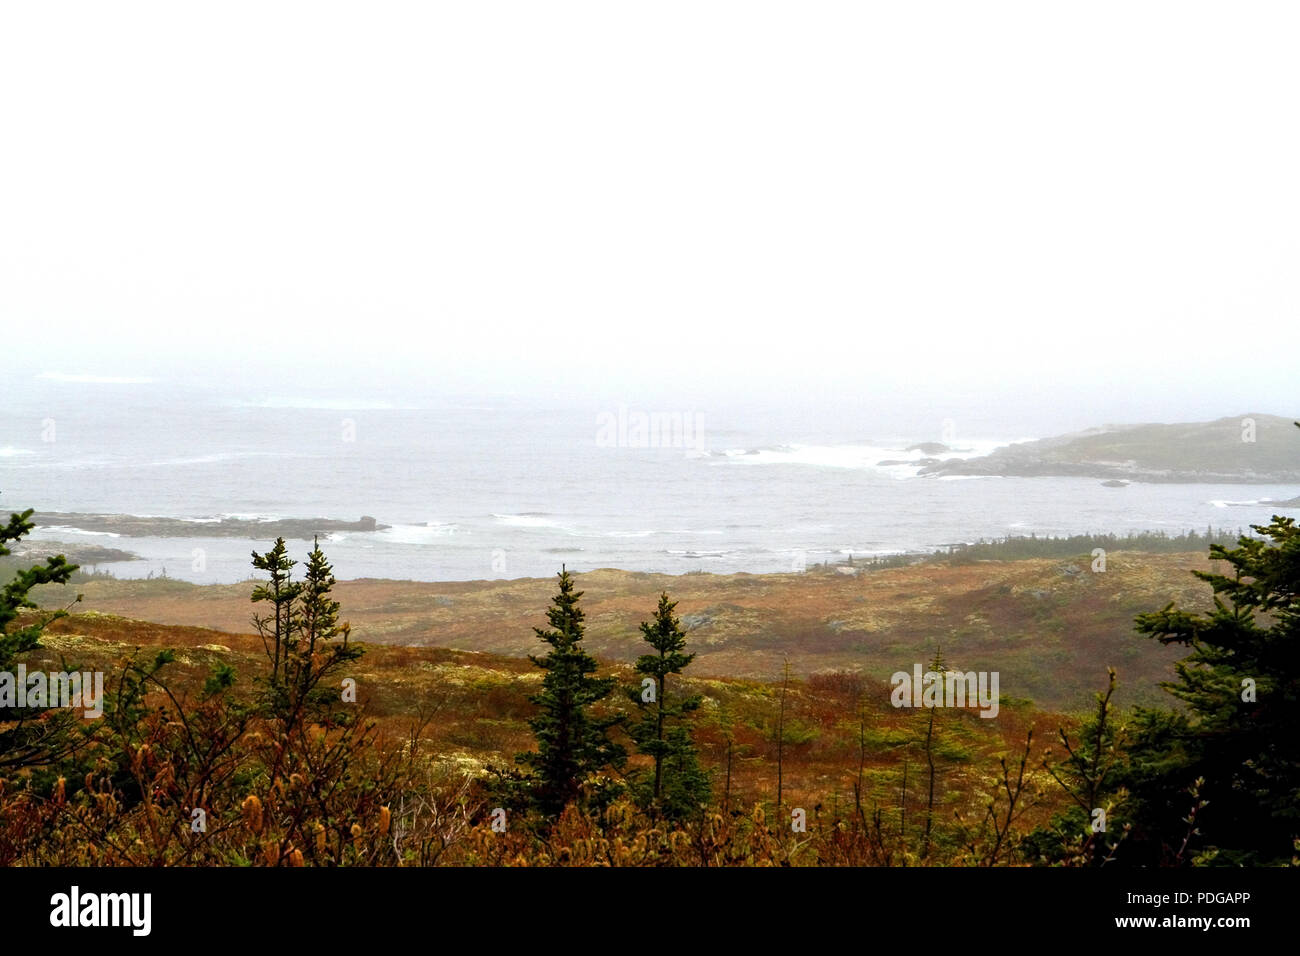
[1,377,1292,583]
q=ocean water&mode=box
[1,379,1293,583]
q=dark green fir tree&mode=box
[251,536,360,724]
[517,568,624,818]
[1124,509,1300,864]
[627,591,710,820]
[0,506,81,771]
[288,537,361,722]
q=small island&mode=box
[32,512,388,540]
[918,414,1300,483]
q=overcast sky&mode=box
[3,2,1297,415]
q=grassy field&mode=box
[7,546,1233,865]
[18,602,1071,851]
[29,549,1213,712]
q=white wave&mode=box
[39,526,122,538]
[492,513,561,529]
[194,513,283,522]
[563,526,725,539]
[380,523,461,544]
[227,397,410,410]
[35,454,286,471]
[39,372,154,384]
[708,438,1024,476]
[0,447,36,457]
[777,545,903,559]
[141,451,287,468]
[43,514,283,528]
[1208,498,1272,508]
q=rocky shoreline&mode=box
[918,414,1300,484]
[7,542,141,564]
[33,512,388,540]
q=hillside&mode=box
[919,413,1300,482]
[33,552,1213,711]
[18,605,1069,844]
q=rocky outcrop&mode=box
[918,414,1300,483]
[32,513,389,540]
[8,542,140,564]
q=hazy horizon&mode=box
[4,1,1298,424]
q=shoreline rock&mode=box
[8,542,141,564]
[32,512,389,540]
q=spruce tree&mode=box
[289,537,361,722]
[920,648,945,859]
[0,507,81,770]
[251,537,359,724]
[251,538,301,689]
[1124,512,1300,863]
[1031,668,1130,865]
[628,592,710,819]
[517,568,624,818]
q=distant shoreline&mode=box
[30,512,388,539]
[919,413,1300,483]
[11,524,1267,585]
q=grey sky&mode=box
[4,2,1297,415]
